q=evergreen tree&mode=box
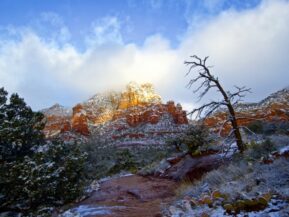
[0,88,87,215]
[0,87,7,108]
[1,141,86,212]
[0,88,8,150]
[0,89,45,161]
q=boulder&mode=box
[161,153,229,181]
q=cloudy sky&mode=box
[0,0,288,111]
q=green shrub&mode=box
[247,121,264,134]
[262,122,277,135]
[247,120,289,136]
[167,124,212,155]
[82,137,176,180]
[0,88,45,161]
[108,149,137,174]
[246,138,276,160]
[0,141,87,212]
[0,88,86,214]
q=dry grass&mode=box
[177,156,289,203]
[175,177,194,198]
[167,137,289,216]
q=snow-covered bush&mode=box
[1,141,87,213]
[0,88,87,214]
[81,137,175,180]
[245,138,277,160]
[248,120,289,135]
[0,88,44,161]
[167,124,213,155]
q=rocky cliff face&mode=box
[204,87,289,135]
[113,101,188,127]
[42,82,188,143]
[42,104,72,137]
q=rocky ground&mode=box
[56,147,234,217]
[165,139,289,217]
[57,137,289,217]
[58,175,178,217]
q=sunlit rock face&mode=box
[42,82,188,138]
[204,88,289,135]
[118,101,188,127]
[71,104,90,136]
[118,82,162,109]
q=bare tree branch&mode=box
[217,118,231,137]
[185,55,251,152]
[239,126,256,135]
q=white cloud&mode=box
[0,0,289,112]
[86,16,123,46]
[31,12,71,43]
[179,0,289,102]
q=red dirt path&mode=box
[77,175,178,217]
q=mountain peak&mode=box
[41,103,72,116]
[42,82,188,138]
[259,87,289,107]
[119,82,161,109]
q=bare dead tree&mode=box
[185,55,251,153]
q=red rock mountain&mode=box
[41,103,72,138]
[42,82,188,143]
[204,87,289,135]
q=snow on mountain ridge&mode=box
[233,87,289,112]
[41,103,72,116]
[42,82,188,139]
[259,87,289,106]
[205,87,289,135]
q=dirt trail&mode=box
[64,175,178,217]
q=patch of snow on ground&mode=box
[98,172,133,183]
[60,205,126,217]
[279,145,289,154]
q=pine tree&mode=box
[0,88,9,161]
[2,141,86,211]
[0,90,45,161]
[0,88,87,214]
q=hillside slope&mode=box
[205,87,289,134]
